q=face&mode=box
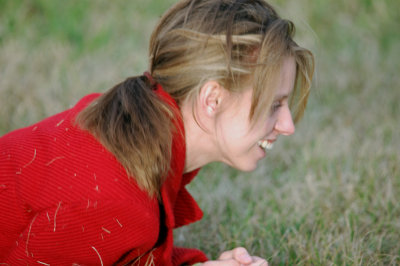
[214,57,297,171]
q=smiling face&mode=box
[213,57,297,171]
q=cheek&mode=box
[216,123,243,149]
[217,112,248,136]
[253,117,275,136]
[265,119,276,132]
[214,119,252,156]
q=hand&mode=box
[201,247,268,266]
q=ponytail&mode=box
[75,75,175,198]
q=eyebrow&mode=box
[273,94,289,101]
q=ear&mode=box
[198,81,224,117]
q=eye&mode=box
[270,101,282,114]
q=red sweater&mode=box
[0,85,208,265]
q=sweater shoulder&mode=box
[0,93,101,140]
[73,93,102,112]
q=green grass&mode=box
[1,0,399,265]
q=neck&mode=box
[181,101,218,173]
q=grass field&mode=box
[1,0,399,265]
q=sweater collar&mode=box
[155,84,203,229]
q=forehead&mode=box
[274,56,296,99]
[246,56,296,122]
[226,56,297,122]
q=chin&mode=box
[224,156,260,172]
[241,165,258,172]
[232,161,258,172]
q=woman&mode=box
[0,0,314,265]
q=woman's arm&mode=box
[3,200,159,265]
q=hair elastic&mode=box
[143,71,157,88]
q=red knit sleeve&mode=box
[172,247,208,265]
[4,200,160,265]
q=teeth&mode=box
[258,140,274,150]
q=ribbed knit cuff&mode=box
[172,246,208,265]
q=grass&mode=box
[1,0,399,265]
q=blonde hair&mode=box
[77,0,315,198]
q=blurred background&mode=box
[0,0,399,264]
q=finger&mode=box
[203,259,241,266]
[218,250,234,260]
[218,247,252,264]
[232,247,253,264]
[249,256,268,266]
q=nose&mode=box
[274,106,295,136]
